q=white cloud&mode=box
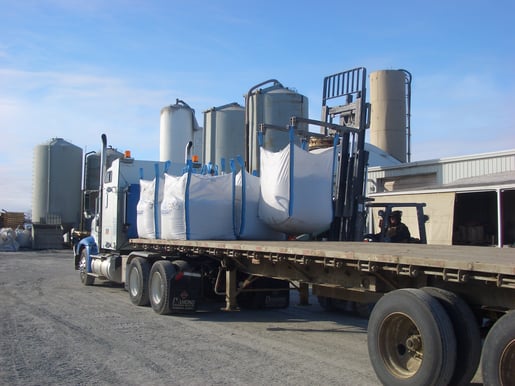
[0,67,183,211]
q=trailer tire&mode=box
[317,296,337,311]
[79,248,94,286]
[149,260,176,315]
[354,301,374,319]
[481,310,515,386]
[128,257,150,306]
[367,288,456,386]
[422,287,481,386]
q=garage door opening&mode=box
[453,191,497,246]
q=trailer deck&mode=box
[130,239,515,289]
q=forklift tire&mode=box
[128,257,150,306]
[422,287,481,386]
[481,310,515,386]
[149,260,176,315]
[367,288,456,386]
[79,248,94,286]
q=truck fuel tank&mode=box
[90,254,122,283]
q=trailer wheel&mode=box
[128,257,150,306]
[354,301,375,319]
[422,287,481,386]
[367,288,456,386]
[149,260,176,315]
[79,248,94,286]
[481,310,515,386]
[317,296,337,311]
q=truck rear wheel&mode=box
[422,287,481,386]
[481,310,515,386]
[79,248,94,286]
[149,260,176,315]
[367,288,456,386]
[128,257,150,306]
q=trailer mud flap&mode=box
[238,277,290,309]
[170,272,201,312]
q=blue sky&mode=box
[1,0,514,213]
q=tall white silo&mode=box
[246,81,309,174]
[203,102,245,172]
[160,99,201,165]
[369,70,408,163]
[32,138,83,230]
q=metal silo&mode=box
[369,70,411,163]
[160,99,201,165]
[245,80,309,175]
[32,138,83,230]
[203,102,245,172]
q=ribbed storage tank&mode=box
[203,102,245,172]
[32,138,83,230]
[369,70,408,163]
[246,81,309,174]
[160,99,201,164]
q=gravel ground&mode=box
[0,249,482,385]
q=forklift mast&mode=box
[321,68,370,241]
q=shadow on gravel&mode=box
[176,299,369,334]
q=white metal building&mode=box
[366,149,515,247]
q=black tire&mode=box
[422,287,481,386]
[354,301,375,319]
[127,257,150,306]
[317,296,337,311]
[367,288,456,386]
[149,260,176,315]
[481,310,515,386]
[79,248,94,286]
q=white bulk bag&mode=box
[259,143,334,234]
[234,170,285,240]
[161,172,235,240]
[136,176,164,239]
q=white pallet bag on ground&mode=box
[0,228,20,251]
[160,171,236,240]
[259,138,335,235]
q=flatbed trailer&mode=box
[125,238,515,386]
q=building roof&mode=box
[367,148,515,194]
[441,171,515,189]
[365,143,402,167]
[369,148,515,172]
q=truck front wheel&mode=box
[367,288,456,386]
[79,248,94,286]
[481,310,515,386]
[128,257,150,306]
[149,260,176,315]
